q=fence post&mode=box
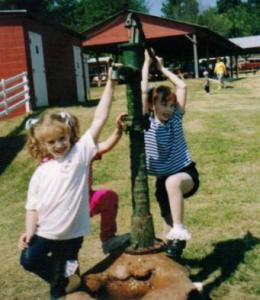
[1,78,8,115]
[22,72,31,113]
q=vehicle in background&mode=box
[87,56,128,85]
[238,57,260,71]
[87,57,111,86]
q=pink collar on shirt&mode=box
[41,155,54,164]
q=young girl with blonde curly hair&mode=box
[18,69,117,300]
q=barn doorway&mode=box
[28,31,48,107]
[73,46,85,103]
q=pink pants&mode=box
[89,189,118,242]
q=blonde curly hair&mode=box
[27,112,80,162]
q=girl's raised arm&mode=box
[141,50,152,115]
[97,112,127,155]
[156,59,187,113]
[89,68,116,143]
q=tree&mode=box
[45,0,82,31]
[247,0,260,11]
[0,0,50,12]
[0,0,149,32]
[77,0,149,32]
[0,0,81,31]
[161,0,199,24]
[244,0,260,35]
[216,0,242,14]
[198,7,232,37]
[199,1,260,37]
[224,5,259,37]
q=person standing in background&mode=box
[214,57,226,89]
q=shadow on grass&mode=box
[227,77,246,82]
[82,99,100,107]
[184,232,260,299]
[0,111,44,175]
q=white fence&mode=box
[0,72,30,118]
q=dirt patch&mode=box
[83,252,201,300]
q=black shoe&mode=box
[166,239,186,259]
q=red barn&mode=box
[0,10,86,118]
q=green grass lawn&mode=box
[0,76,260,299]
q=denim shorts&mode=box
[155,162,200,217]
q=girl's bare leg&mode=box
[165,172,194,225]
[164,173,194,257]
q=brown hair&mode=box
[148,85,177,112]
[27,112,80,162]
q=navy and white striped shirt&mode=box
[144,107,192,176]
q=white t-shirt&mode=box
[26,131,97,240]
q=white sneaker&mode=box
[166,226,191,241]
[64,260,79,278]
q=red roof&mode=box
[83,11,194,48]
[82,10,241,58]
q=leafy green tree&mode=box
[216,0,242,14]
[161,0,199,23]
[0,0,149,32]
[244,0,260,35]
[46,0,81,31]
[198,7,232,37]
[0,0,50,12]
[77,0,149,31]
[225,5,252,37]
[0,0,80,30]
[199,0,260,37]
[247,0,260,10]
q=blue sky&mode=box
[147,0,217,16]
